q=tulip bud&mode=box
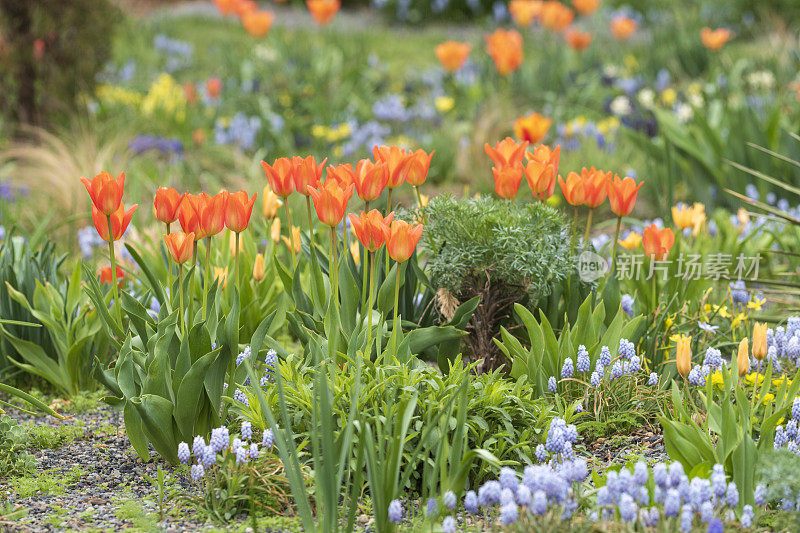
[262,186,283,219]
[214,267,228,290]
[282,226,301,254]
[270,218,281,243]
[676,335,692,378]
[738,337,750,377]
[752,322,767,361]
[349,240,360,267]
[253,253,265,281]
[164,232,195,264]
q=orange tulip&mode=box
[565,29,592,51]
[485,29,524,76]
[540,1,573,32]
[283,226,302,254]
[558,172,585,206]
[261,158,295,198]
[81,171,126,216]
[184,82,197,104]
[234,0,257,17]
[701,27,732,51]
[99,265,125,287]
[164,231,195,264]
[206,77,222,99]
[610,16,637,40]
[581,167,611,208]
[572,0,599,15]
[212,0,240,15]
[675,335,692,378]
[327,163,355,189]
[738,337,750,376]
[292,156,327,197]
[491,164,525,200]
[524,144,560,200]
[373,145,410,189]
[514,113,551,144]
[353,160,390,202]
[242,10,274,37]
[306,0,340,25]
[384,220,424,263]
[607,175,643,217]
[92,203,137,242]
[508,0,543,27]
[199,191,228,237]
[178,194,205,240]
[642,224,674,261]
[225,190,257,233]
[348,210,393,252]
[435,41,471,73]
[485,137,529,169]
[400,149,434,187]
[153,187,184,225]
[307,180,354,227]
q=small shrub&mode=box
[421,195,579,371]
[0,414,35,476]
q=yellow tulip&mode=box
[671,204,694,230]
[270,218,281,243]
[618,232,642,250]
[262,186,283,219]
[675,335,692,377]
[214,267,228,290]
[349,240,361,267]
[737,337,750,376]
[282,226,301,255]
[253,253,265,281]
[752,322,767,361]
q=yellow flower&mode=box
[435,96,455,113]
[262,186,283,219]
[279,93,292,106]
[772,376,792,387]
[690,203,706,236]
[747,297,765,311]
[737,208,750,229]
[418,193,430,207]
[710,371,724,389]
[312,125,327,138]
[141,73,186,122]
[623,54,639,71]
[214,267,229,290]
[282,226,302,254]
[675,335,692,377]
[744,372,765,385]
[661,88,677,106]
[349,240,361,266]
[731,312,747,328]
[270,218,282,243]
[665,314,675,329]
[704,304,730,319]
[618,232,642,250]
[253,253,266,281]
[755,392,775,405]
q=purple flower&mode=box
[177,442,190,464]
[241,421,252,440]
[443,490,456,510]
[561,357,574,379]
[388,500,403,523]
[464,491,478,513]
[426,498,437,517]
[478,481,502,507]
[548,376,558,392]
[531,490,548,515]
[698,322,718,334]
[577,345,590,372]
[500,502,518,525]
[442,516,456,533]
[648,372,658,386]
[190,463,205,480]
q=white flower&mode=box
[674,103,693,123]
[637,88,655,109]
[688,93,704,108]
[610,95,632,116]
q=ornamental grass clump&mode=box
[421,195,576,371]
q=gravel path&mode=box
[0,403,215,532]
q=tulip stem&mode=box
[413,186,423,207]
[203,237,211,321]
[165,222,172,309]
[392,260,402,360]
[584,208,594,243]
[361,201,370,312]
[365,251,376,359]
[305,196,316,254]
[284,202,296,267]
[385,190,392,274]
[611,216,622,272]
[329,226,339,323]
[178,264,185,337]
[570,207,578,257]
[234,232,241,297]
[106,214,122,328]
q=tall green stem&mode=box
[165,222,172,307]
[329,226,339,321]
[305,196,316,252]
[365,251,376,358]
[106,214,121,327]
[413,186,423,207]
[203,237,211,321]
[611,216,622,272]
[385,189,393,274]
[178,264,185,337]
[570,207,578,256]
[234,232,241,296]
[284,201,296,267]
[392,260,402,360]
[584,208,594,243]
